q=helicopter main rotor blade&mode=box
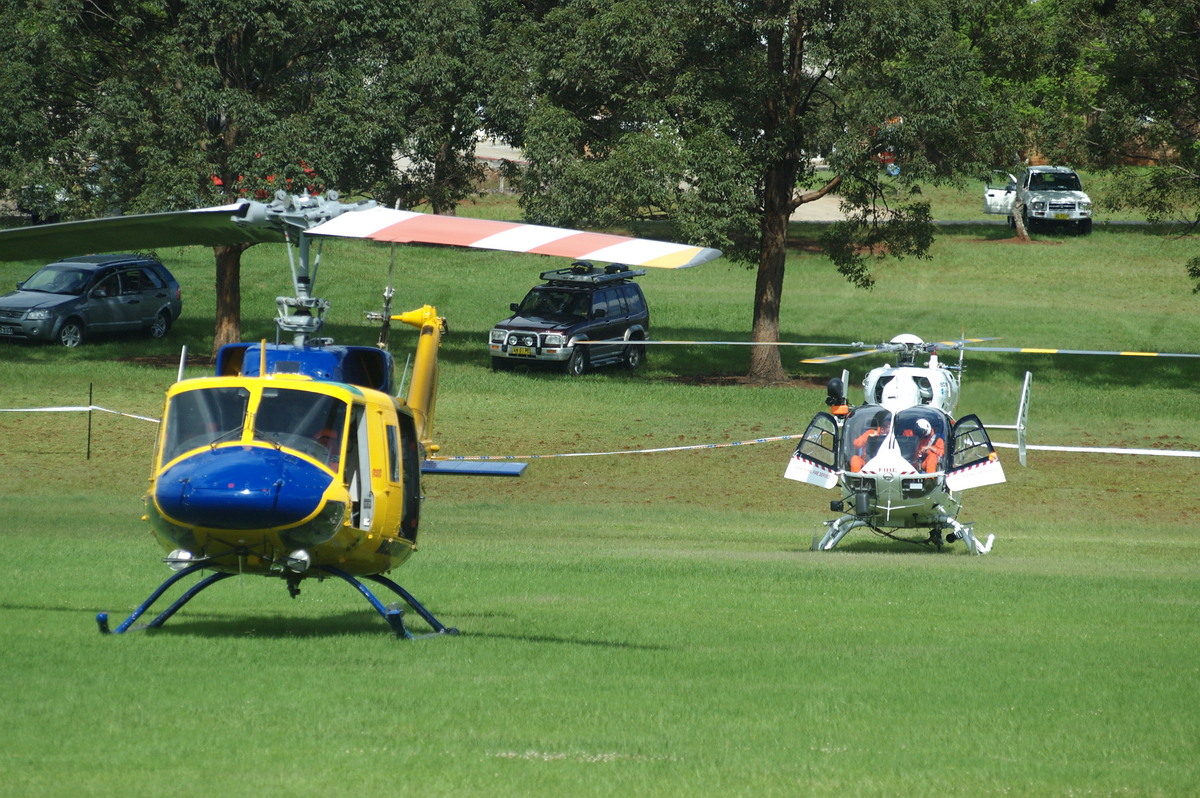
[578,339,866,347]
[306,206,722,269]
[0,203,285,262]
[960,345,1200,359]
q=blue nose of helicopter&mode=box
[155,446,334,531]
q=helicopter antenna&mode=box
[376,245,397,350]
[398,352,412,399]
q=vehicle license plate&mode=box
[511,346,533,356]
[0,326,13,335]
[1054,212,1070,220]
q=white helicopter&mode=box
[784,334,1026,555]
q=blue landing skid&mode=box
[421,459,527,477]
[96,563,459,639]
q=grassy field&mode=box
[0,205,1198,796]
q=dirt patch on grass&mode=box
[977,236,1061,245]
[122,354,215,368]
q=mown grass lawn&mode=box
[0,201,1196,796]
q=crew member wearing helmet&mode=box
[913,418,945,473]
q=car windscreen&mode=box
[22,266,91,295]
[516,288,589,320]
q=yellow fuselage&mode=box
[145,373,422,577]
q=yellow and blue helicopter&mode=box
[0,191,720,637]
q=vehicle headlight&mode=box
[490,329,507,343]
[1079,201,1092,211]
[509,333,536,347]
[543,333,565,346]
[1031,201,1046,211]
[26,309,51,320]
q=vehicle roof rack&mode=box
[539,261,646,285]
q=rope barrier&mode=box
[4,405,1196,459]
[430,434,805,461]
[0,405,160,423]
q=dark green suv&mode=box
[489,262,649,375]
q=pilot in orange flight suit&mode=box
[850,415,891,472]
[912,418,945,473]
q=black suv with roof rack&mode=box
[489,262,649,375]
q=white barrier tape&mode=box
[994,442,1200,458]
[431,434,806,462]
[0,405,160,423]
[6,406,1193,459]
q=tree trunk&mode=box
[212,243,248,356]
[1012,194,1031,242]
[748,160,798,384]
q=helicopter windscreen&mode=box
[893,407,950,473]
[843,408,893,472]
[161,386,251,462]
[842,406,950,473]
[254,387,348,467]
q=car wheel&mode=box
[1078,219,1092,235]
[624,342,644,369]
[148,310,171,339]
[565,347,587,376]
[58,318,85,347]
[491,356,511,372]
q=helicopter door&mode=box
[945,414,1006,491]
[784,412,840,488]
[344,405,375,530]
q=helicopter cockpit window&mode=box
[892,407,949,473]
[843,408,893,472]
[254,388,348,468]
[161,386,251,463]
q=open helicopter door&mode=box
[784,412,840,488]
[945,414,1006,491]
[344,405,374,530]
[987,371,1032,466]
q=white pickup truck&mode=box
[983,165,1093,234]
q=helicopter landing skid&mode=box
[95,563,460,639]
[937,514,995,555]
[813,514,994,555]
[323,567,460,639]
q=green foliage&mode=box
[0,0,492,218]
[1044,0,1200,271]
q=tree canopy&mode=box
[0,0,489,348]
[1,0,1193,360]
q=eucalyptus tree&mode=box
[0,0,489,349]
[487,0,1026,381]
